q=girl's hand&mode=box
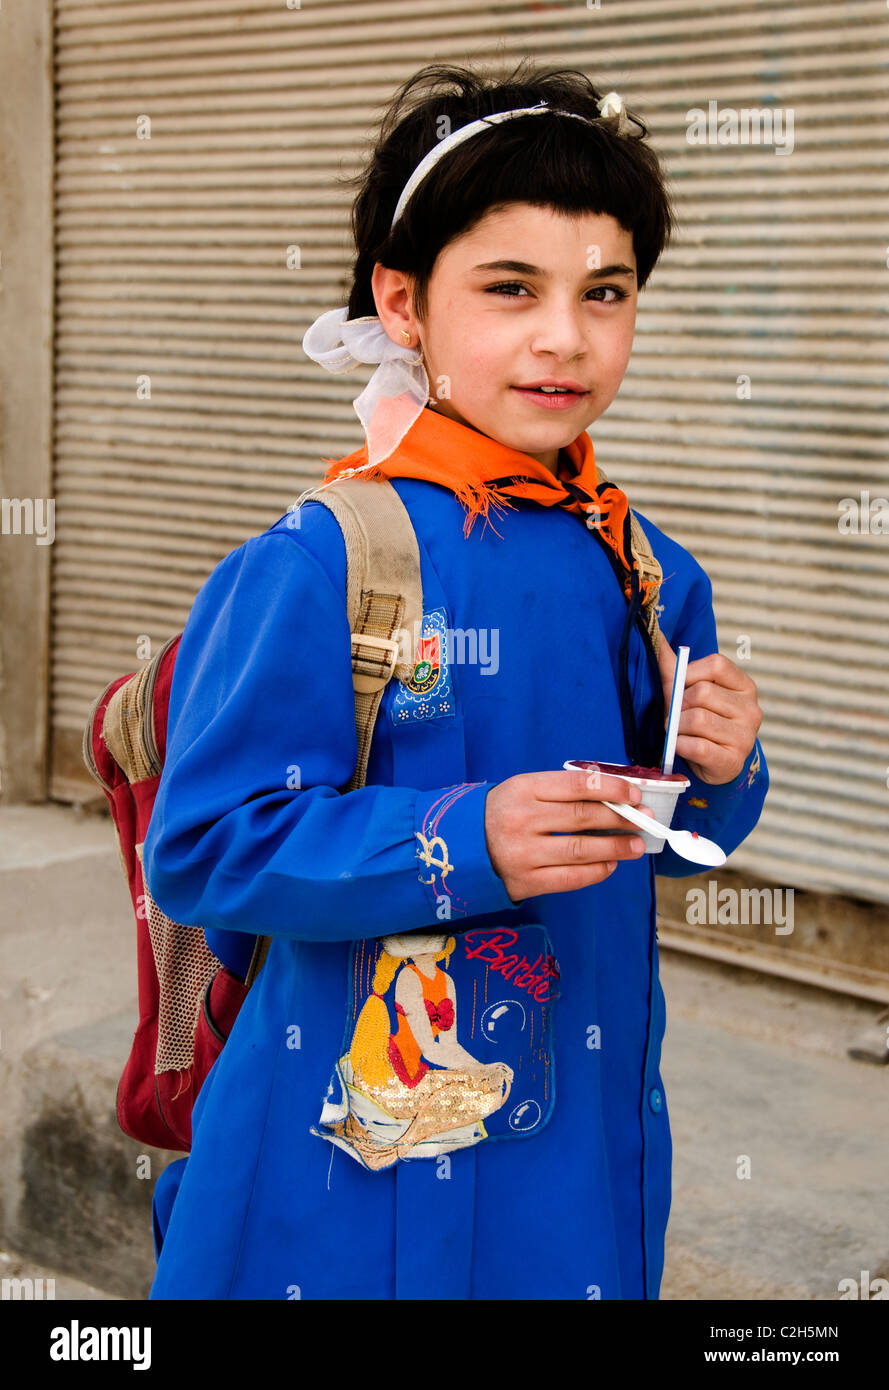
[484,769,652,902]
[657,635,762,785]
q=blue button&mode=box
[648,1087,662,1113]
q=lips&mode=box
[520,388,580,396]
[513,378,588,394]
[511,384,588,410]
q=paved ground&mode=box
[0,1249,119,1300]
[658,951,889,1300]
[1,803,886,1301]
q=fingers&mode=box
[681,680,760,726]
[533,767,645,806]
[675,702,740,749]
[509,767,654,842]
[544,796,657,836]
[500,820,653,900]
[498,821,650,902]
[685,651,756,695]
[507,852,636,901]
[673,733,745,782]
[542,830,648,869]
[490,769,655,902]
[497,822,650,900]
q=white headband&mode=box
[299,92,630,481]
[391,93,629,228]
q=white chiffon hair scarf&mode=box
[300,92,629,473]
[300,305,430,473]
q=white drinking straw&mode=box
[661,644,690,775]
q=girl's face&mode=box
[373,202,638,474]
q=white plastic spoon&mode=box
[603,799,726,868]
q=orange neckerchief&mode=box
[321,405,649,604]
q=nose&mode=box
[529,296,588,363]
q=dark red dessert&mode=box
[569,760,688,783]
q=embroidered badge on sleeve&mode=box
[745,744,762,788]
[415,830,453,886]
[414,781,485,919]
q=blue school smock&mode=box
[142,436,768,1301]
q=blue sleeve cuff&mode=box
[656,738,769,878]
[413,781,518,923]
[673,737,767,824]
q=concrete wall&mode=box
[0,1,54,804]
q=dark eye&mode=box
[485,281,629,302]
[586,286,629,303]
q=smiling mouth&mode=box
[512,385,589,396]
[511,386,589,408]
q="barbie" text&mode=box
[462,930,558,1002]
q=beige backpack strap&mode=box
[103,666,157,781]
[595,461,664,653]
[301,476,423,793]
[243,479,422,989]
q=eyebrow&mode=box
[471,259,636,280]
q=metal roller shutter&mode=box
[51,0,889,909]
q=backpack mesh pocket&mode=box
[136,842,222,1075]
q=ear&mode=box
[371,263,417,342]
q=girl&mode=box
[144,59,767,1300]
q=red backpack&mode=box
[82,477,427,1152]
[82,632,257,1151]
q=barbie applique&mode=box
[312,926,559,1171]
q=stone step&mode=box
[0,1248,122,1301]
[15,1011,182,1300]
[0,804,181,1299]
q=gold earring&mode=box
[400,329,411,344]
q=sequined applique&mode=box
[311,925,559,1172]
[389,606,455,725]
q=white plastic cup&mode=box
[563,759,691,854]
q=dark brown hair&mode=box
[340,58,675,321]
